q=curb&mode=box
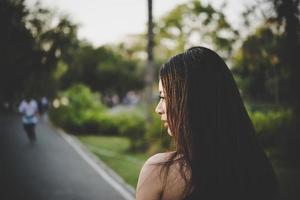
[45,120,135,200]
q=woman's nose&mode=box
[155,102,163,115]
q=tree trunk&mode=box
[145,0,155,123]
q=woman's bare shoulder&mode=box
[136,152,175,200]
[145,151,175,165]
[138,151,175,181]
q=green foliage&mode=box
[249,109,293,136]
[233,0,300,106]
[50,84,295,157]
[64,84,105,111]
[82,111,119,135]
[49,84,107,133]
[49,85,147,151]
[247,106,293,147]
[0,0,37,101]
[232,24,294,103]
[32,8,79,96]
[155,0,238,60]
[0,0,79,102]
[108,107,147,151]
[60,44,145,99]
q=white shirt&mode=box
[41,97,48,105]
[18,99,39,124]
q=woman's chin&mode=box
[162,122,173,136]
[167,128,173,136]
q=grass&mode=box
[275,166,300,200]
[77,135,300,199]
[266,147,300,200]
[77,135,148,187]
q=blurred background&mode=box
[0,0,299,199]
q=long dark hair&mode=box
[159,46,279,200]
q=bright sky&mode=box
[25,0,253,47]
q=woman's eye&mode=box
[158,96,165,101]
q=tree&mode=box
[26,4,79,97]
[240,0,300,125]
[0,0,36,103]
[145,0,155,122]
[232,24,290,103]
[0,0,79,104]
[155,0,239,60]
[271,0,300,125]
[60,44,145,100]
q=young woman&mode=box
[136,47,279,200]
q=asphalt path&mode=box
[0,112,133,200]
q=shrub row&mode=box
[49,84,293,152]
[49,84,148,151]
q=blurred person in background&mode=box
[38,96,49,119]
[18,96,39,142]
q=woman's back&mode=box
[136,152,191,200]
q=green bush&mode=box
[248,109,293,136]
[109,107,147,151]
[49,85,148,151]
[49,84,107,133]
[248,108,293,147]
[80,110,119,135]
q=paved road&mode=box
[0,112,130,200]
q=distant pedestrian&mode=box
[18,97,39,142]
[39,96,49,117]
